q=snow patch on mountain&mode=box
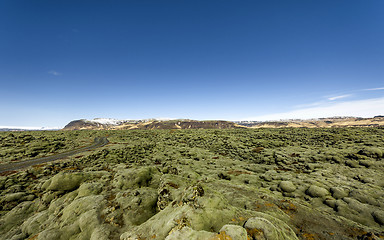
[87,118,128,125]
[86,118,176,125]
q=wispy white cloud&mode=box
[364,87,384,91]
[48,70,61,76]
[327,94,352,101]
[245,97,384,121]
[294,101,326,109]
[294,94,352,109]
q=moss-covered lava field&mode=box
[1,128,384,239]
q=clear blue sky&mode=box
[1,0,383,127]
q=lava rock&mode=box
[46,172,90,191]
[330,187,349,199]
[372,210,384,225]
[279,181,296,193]
[219,224,248,240]
[244,216,299,240]
[306,185,329,198]
[165,226,216,240]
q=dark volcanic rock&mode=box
[63,119,243,130]
[63,119,101,130]
[141,120,242,130]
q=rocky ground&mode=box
[0,131,98,165]
[0,128,383,239]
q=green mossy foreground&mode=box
[1,128,384,239]
[0,131,100,164]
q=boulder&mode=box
[77,182,103,198]
[244,217,278,239]
[165,226,216,240]
[372,210,384,225]
[330,187,348,199]
[116,187,158,225]
[120,188,237,240]
[21,211,50,236]
[306,185,329,198]
[90,225,111,240]
[61,195,104,224]
[0,201,37,234]
[3,192,26,202]
[219,224,248,240]
[244,215,298,240]
[279,181,296,193]
[46,172,90,191]
[113,167,154,190]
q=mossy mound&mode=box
[1,128,384,239]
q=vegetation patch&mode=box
[1,128,384,239]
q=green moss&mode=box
[1,127,384,239]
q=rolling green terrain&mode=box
[0,128,383,239]
[0,131,101,165]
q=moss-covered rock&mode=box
[90,225,112,240]
[372,210,384,225]
[77,182,103,198]
[330,187,349,199]
[21,211,50,236]
[2,128,384,240]
[306,185,330,198]
[278,181,296,193]
[2,192,26,202]
[219,224,248,240]
[60,195,104,225]
[112,167,155,190]
[45,172,90,191]
[116,187,158,225]
[121,185,238,239]
[0,201,37,236]
[244,215,298,240]
[165,226,216,240]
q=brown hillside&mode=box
[63,119,244,130]
[238,116,384,128]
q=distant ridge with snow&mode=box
[86,118,176,125]
[3,116,384,132]
[63,118,240,130]
[86,118,129,125]
[63,116,384,130]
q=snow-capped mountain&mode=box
[86,118,175,125]
[86,118,129,125]
[63,118,241,130]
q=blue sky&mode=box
[1,0,383,128]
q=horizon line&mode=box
[2,115,383,129]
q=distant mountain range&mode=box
[235,116,384,128]
[1,116,383,131]
[62,116,384,130]
[63,118,243,130]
